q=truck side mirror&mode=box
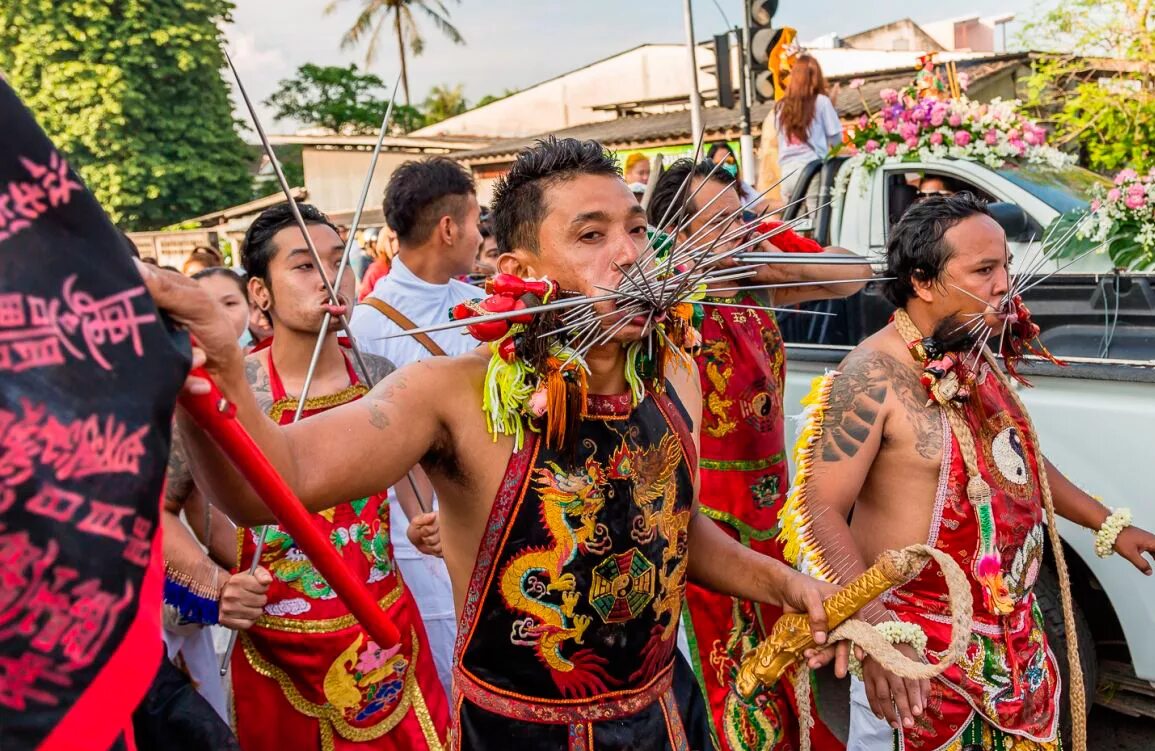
[987,202,1042,242]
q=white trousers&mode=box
[848,676,898,750]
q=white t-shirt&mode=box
[347,255,481,697]
[776,93,842,166]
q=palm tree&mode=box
[324,0,465,107]
[423,83,467,124]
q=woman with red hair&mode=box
[774,54,842,202]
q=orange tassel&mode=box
[544,357,568,448]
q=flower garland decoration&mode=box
[452,273,702,452]
[847,621,928,680]
[1094,507,1132,558]
[1046,167,1155,271]
[835,65,1073,196]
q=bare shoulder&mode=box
[361,348,486,429]
[831,327,941,461]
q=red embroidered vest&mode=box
[886,366,1060,750]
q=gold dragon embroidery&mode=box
[702,339,737,438]
[499,457,610,674]
[619,433,691,641]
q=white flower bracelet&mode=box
[1094,507,1132,558]
[848,621,928,680]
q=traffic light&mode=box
[713,33,735,110]
[747,0,796,102]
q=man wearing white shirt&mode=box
[348,157,483,695]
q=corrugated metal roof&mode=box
[453,55,1027,163]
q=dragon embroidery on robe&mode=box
[499,457,610,678]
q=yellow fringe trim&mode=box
[778,371,839,584]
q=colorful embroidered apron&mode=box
[452,388,713,750]
[685,297,842,751]
[231,347,448,751]
[886,366,1060,751]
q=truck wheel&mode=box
[1034,563,1097,746]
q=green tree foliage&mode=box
[391,104,429,133]
[423,83,467,124]
[0,1,254,230]
[1022,0,1155,172]
[266,63,392,134]
[324,0,465,107]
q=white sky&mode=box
[226,0,1043,131]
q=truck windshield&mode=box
[996,163,1110,212]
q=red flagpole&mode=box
[179,366,401,648]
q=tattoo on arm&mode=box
[165,433,195,506]
[366,373,409,430]
[821,353,889,461]
[245,356,275,414]
[821,350,941,462]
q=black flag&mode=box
[0,79,189,749]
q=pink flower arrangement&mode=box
[1070,167,1155,270]
[839,82,1071,182]
[849,78,865,89]
[1115,168,1138,185]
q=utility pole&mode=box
[737,19,757,184]
[682,0,704,154]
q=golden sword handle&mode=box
[735,551,913,697]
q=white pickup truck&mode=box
[780,156,1155,726]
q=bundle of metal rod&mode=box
[734,253,875,265]
[372,144,879,370]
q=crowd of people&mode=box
[135,121,1155,751]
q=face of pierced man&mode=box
[248,223,356,337]
[503,173,654,344]
[913,213,1012,334]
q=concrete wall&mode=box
[301,149,414,215]
[412,45,716,139]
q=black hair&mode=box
[882,193,992,307]
[192,266,249,301]
[646,158,737,229]
[241,201,337,282]
[490,136,621,254]
[706,141,735,161]
[919,174,964,194]
[383,157,475,246]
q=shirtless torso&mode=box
[823,325,944,566]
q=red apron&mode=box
[685,297,842,751]
[231,347,448,750]
[886,365,1060,750]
